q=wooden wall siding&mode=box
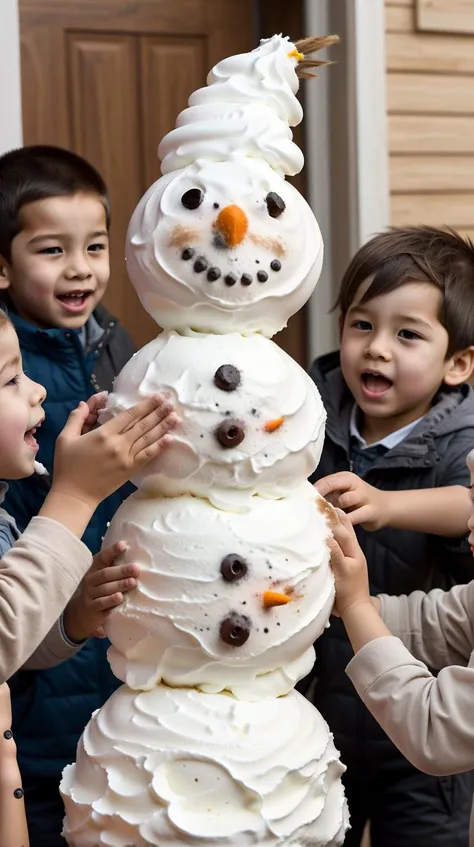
[416,0,474,35]
[385,0,474,243]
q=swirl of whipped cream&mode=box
[159,35,304,177]
[126,158,323,336]
[102,484,335,696]
[61,685,349,847]
[102,331,326,510]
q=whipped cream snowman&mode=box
[61,34,349,847]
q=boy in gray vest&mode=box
[302,226,474,846]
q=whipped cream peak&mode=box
[159,35,304,177]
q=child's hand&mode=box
[51,394,178,509]
[316,472,390,531]
[82,392,109,432]
[328,509,372,616]
[63,541,139,642]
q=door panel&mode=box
[20,0,309,363]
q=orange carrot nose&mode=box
[215,205,248,248]
[263,590,291,608]
[264,417,284,433]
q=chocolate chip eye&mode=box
[214,364,241,392]
[220,613,251,647]
[181,188,204,210]
[265,192,286,218]
[221,554,248,582]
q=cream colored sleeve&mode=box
[378,582,474,670]
[0,516,92,682]
[23,614,85,671]
[346,581,474,776]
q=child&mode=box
[301,226,474,846]
[329,485,474,847]
[0,144,151,845]
[0,309,176,846]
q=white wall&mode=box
[0,0,23,154]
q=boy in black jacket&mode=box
[302,226,474,846]
[0,145,136,846]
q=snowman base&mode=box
[61,684,349,847]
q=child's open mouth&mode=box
[360,371,393,398]
[57,290,93,313]
[24,420,43,452]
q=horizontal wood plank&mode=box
[386,0,412,6]
[390,155,474,192]
[387,31,474,73]
[387,72,474,114]
[416,0,474,35]
[386,4,413,30]
[391,192,474,227]
[389,114,474,154]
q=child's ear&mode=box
[0,258,11,291]
[444,347,474,386]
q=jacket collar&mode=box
[311,350,474,470]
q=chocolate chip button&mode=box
[270,259,281,272]
[224,273,237,286]
[257,270,268,282]
[194,257,208,273]
[220,613,251,647]
[181,247,195,260]
[207,267,221,281]
[214,364,241,392]
[215,419,245,448]
[13,788,24,799]
[220,554,248,582]
[3,730,12,740]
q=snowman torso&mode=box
[104,331,326,509]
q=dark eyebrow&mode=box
[27,230,108,246]
[396,315,433,330]
[0,356,20,374]
[89,231,108,239]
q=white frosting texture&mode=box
[126,159,323,336]
[61,685,348,847]
[159,35,304,177]
[103,331,326,509]
[102,484,335,696]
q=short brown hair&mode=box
[0,146,110,263]
[336,226,474,357]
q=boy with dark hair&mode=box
[0,145,136,846]
[301,226,474,846]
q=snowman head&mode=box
[126,35,337,337]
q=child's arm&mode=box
[316,472,470,537]
[330,511,474,776]
[23,542,140,669]
[0,683,29,847]
[0,394,178,682]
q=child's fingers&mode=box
[91,573,138,597]
[109,395,169,435]
[131,414,179,461]
[338,488,363,511]
[332,509,361,558]
[327,536,346,571]
[92,541,127,571]
[91,592,125,612]
[315,472,356,499]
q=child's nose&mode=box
[30,378,46,405]
[65,253,93,280]
[365,335,392,361]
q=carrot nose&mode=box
[264,416,284,433]
[263,590,291,608]
[215,205,248,248]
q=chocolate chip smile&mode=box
[181,246,282,286]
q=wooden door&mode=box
[20,0,309,363]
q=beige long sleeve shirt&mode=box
[0,516,92,682]
[346,582,474,845]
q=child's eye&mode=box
[6,375,20,387]
[351,319,372,331]
[39,246,62,255]
[398,328,421,341]
[88,243,107,253]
